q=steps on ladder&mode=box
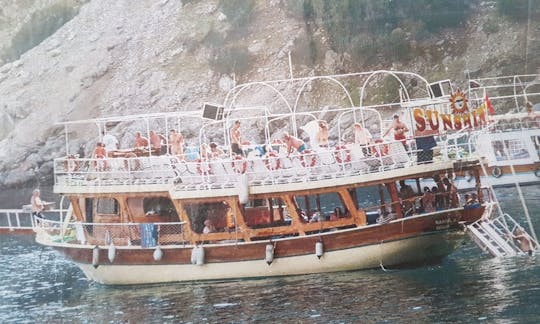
[467,220,518,257]
[467,212,538,257]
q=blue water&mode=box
[1,186,539,323]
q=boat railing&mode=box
[173,139,426,192]
[54,155,178,188]
[53,135,470,192]
[35,217,188,247]
[0,208,65,233]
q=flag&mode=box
[485,94,495,115]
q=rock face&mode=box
[0,0,537,188]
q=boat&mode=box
[35,71,494,285]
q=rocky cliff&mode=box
[0,0,538,188]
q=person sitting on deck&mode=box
[283,132,306,156]
[316,120,329,148]
[209,142,224,159]
[134,131,149,149]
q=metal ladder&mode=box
[467,210,538,257]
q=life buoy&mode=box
[264,151,281,171]
[373,140,389,157]
[492,166,503,178]
[334,145,351,163]
[196,159,212,175]
[232,155,248,174]
[535,168,540,178]
[300,150,318,168]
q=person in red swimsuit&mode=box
[384,114,409,150]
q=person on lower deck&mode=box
[421,187,435,213]
[31,189,45,220]
[399,180,416,216]
[443,177,459,208]
[203,219,216,234]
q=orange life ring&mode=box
[334,145,351,163]
[300,149,318,168]
[232,156,248,174]
[373,140,389,157]
[264,151,281,171]
[196,159,212,175]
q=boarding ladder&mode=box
[467,208,538,257]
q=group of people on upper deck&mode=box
[87,112,415,167]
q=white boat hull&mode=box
[76,232,462,285]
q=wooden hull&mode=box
[39,207,485,285]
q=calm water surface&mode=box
[1,186,539,323]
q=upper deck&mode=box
[52,70,540,197]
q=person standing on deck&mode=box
[383,114,409,150]
[169,129,184,157]
[230,120,243,156]
[31,189,45,220]
[354,122,373,155]
[149,130,166,155]
[443,177,459,208]
[316,120,329,148]
[102,131,119,157]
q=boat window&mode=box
[244,198,291,228]
[143,197,178,219]
[184,202,231,234]
[492,139,530,161]
[95,198,118,215]
[293,193,348,222]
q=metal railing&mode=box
[53,138,443,193]
[0,208,65,233]
[36,218,187,247]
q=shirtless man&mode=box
[169,129,184,156]
[93,142,108,170]
[230,120,243,156]
[512,228,534,256]
[316,120,329,148]
[383,114,409,149]
[283,131,306,156]
[134,131,149,148]
[149,130,166,155]
[354,122,372,155]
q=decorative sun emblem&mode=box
[450,90,469,114]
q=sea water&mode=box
[0,186,539,323]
